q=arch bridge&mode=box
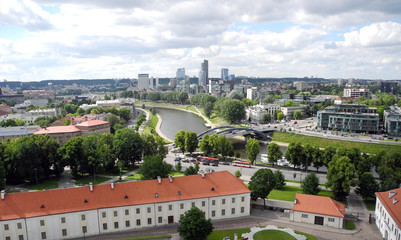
[197,126,275,140]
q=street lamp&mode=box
[34,168,38,186]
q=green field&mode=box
[207,228,250,240]
[206,228,317,240]
[363,198,376,211]
[345,220,356,230]
[254,230,296,240]
[126,172,144,180]
[267,185,334,202]
[272,132,401,154]
[25,178,59,191]
[74,176,111,186]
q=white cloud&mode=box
[342,22,401,47]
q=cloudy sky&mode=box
[1,0,401,81]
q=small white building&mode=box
[376,188,401,240]
[290,193,345,229]
[0,171,250,240]
[246,104,280,123]
[280,106,306,120]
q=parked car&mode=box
[182,159,189,163]
[222,161,230,165]
[174,157,181,162]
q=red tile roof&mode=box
[376,188,401,228]
[33,125,81,134]
[0,171,250,221]
[76,120,109,127]
[293,193,345,217]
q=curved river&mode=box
[156,108,209,141]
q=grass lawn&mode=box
[254,230,296,240]
[206,228,250,240]
[170,171,185,177]
[24,178,59,191]
[272,132,401,155]
[126,172,144,181]
[285,179,325,186]
[294,230,319,240]
[74,176,111,186]
[268,185,334,202]
[345,220,356,230]
[363,197,376,211]
[108,235,171,240]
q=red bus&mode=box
[196,156,219,166]
[232,160,252,168]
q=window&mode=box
[241,207,245,213]
[136,219,141,226]
[17,222,22,229]
[222,199,226,204]
[158,217,163,223]
[125,220,130,228]
[40,220,45,226]
[114,222,119,229]
[192,202,195,208]
[82,226,87,233]
[5,237,10,240]
[212,200,216,206]
[81,214,86,221]
[41,232,47,240]
[212,210,216,217]
[302,214,308,218]
[125,209,129,215]
[328,218,335,222]
[103,223,107,230]
[231,208,235,214]
[158,206,162,212]
[180,203,184,209]
[136,208,140,214]
[61,217,66,224]
[62,229,67,236]
[169,205,173,211]
[148,218,152,225]
[241,196,245,202]
[232,198,235,203]
[102,212,106,218]
[18,235,24,240]
[114,211,118,217]
[202,201,205,207]
[222,209,225,216]
[180,214,184,219]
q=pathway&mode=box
[347,187,370,220]
[58,166,75,188]
[136,108,149,134]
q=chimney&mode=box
[201,172,205,178]
[1,190,4,200]
[294,199,297,204]
[157,176,161,184]
[89,182,93,192]
[111,182,114,190]
[169,175,173,183]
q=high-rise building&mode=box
[221,68,229,80]
[176,68,185,82]
[137,74,150,90]
[199,60,208,87]
[150,77,159,90]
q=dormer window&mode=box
[389,190,397,199]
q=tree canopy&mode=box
[140,155,172,180]
[326,155,356,200]
[246,138,260,165]
[301,172,320,195]
[177,207,213,240]
[249,169,276,209]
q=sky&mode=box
[1,0,401,81]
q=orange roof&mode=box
[34,125,81,134]
[376,188,401,228]
[76,120,109,127]
[293,193,345,217]
[0,171,250,221]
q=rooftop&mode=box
[293,193,345,218]
[376,188,401,228]
[33,125,81,134]
[75,120,109,127]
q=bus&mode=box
[196,156,219,166]
[232,160,252,168]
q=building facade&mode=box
[317,104,379,133]
[246,104,280,123]
[0,171,250,240]
[221,68,229,80]
[343,88,369,98]
[375,188,401,240]
[280,106,306,120]
[199,60,208,87]
[384,106,401,136]
[138,74,150,90]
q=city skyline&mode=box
[0,0,401,81]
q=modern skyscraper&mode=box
[176,68,185,82]
[138,74,150,90]
[199,60,208,86]
[221,68,229,80]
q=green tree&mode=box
[262,113,271,123]
[140,155,172,180]
[58,137,86,178]
[249,169,276,209]
[185,131,198,155]
[118,108,131,122]
[32,134,63,178]
[356,172,379,199]
[326,156,356,200]
[204,102,213,118]
[104,113,120,133]
[267,143,282,167]
[199,134,213,156]
[175,161,182,172]
[301,172,320,195]
[177,207,213,240]
[90,108,100,114]
[285,142,303,169]
[322,146,337,167]
[217,135,233,160]
[293,110,303,120]
[312,146,324,172]
[113,128,144,166]
[175,130,186,154]
[246,138,259,165]
[142,133,168,158]
[274,170,286,189]
[235,170,242,178]
[277,111,285,121]
[301,144,315,172]
[184,163,200,176]
[62,118,71,126]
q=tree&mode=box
[267,143,282,167]
[140,155,172,180]
[175,130,186,154]
[285,142,303,169]
[217,135,233,160]
[235,170,241,178]
[104,113,120,133]
[185,131,198,155]
[277,112,285,121]
[274,170,286,189]
[249,169,276,209]
[62,118,71,126]
[356,172,379,199]
[322,146,336,167]
[245,138,259,165]
[118,108,131,122]
[326,156,356,200]
[177,207,213,240]
[142,133,168,158]
[204,102,213,118]
[113,129,144,166]
[64,104,79,114]
[262,113,271,123]
[301,172,320,195]
[301,144,314,172]
[58,137,86,178]
[312,146,324,172]
[184,163,200,176]
[175,161,182,172]
[199,134,213,156]
[293,110,303,120]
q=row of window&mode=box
[5,236,24,240]
[300,214,335,222]
[3,222,23,231]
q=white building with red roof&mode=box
[0,171,250,240]
[290,193,345,228]
[376,188,401,240]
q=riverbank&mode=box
[155,113,174,143]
